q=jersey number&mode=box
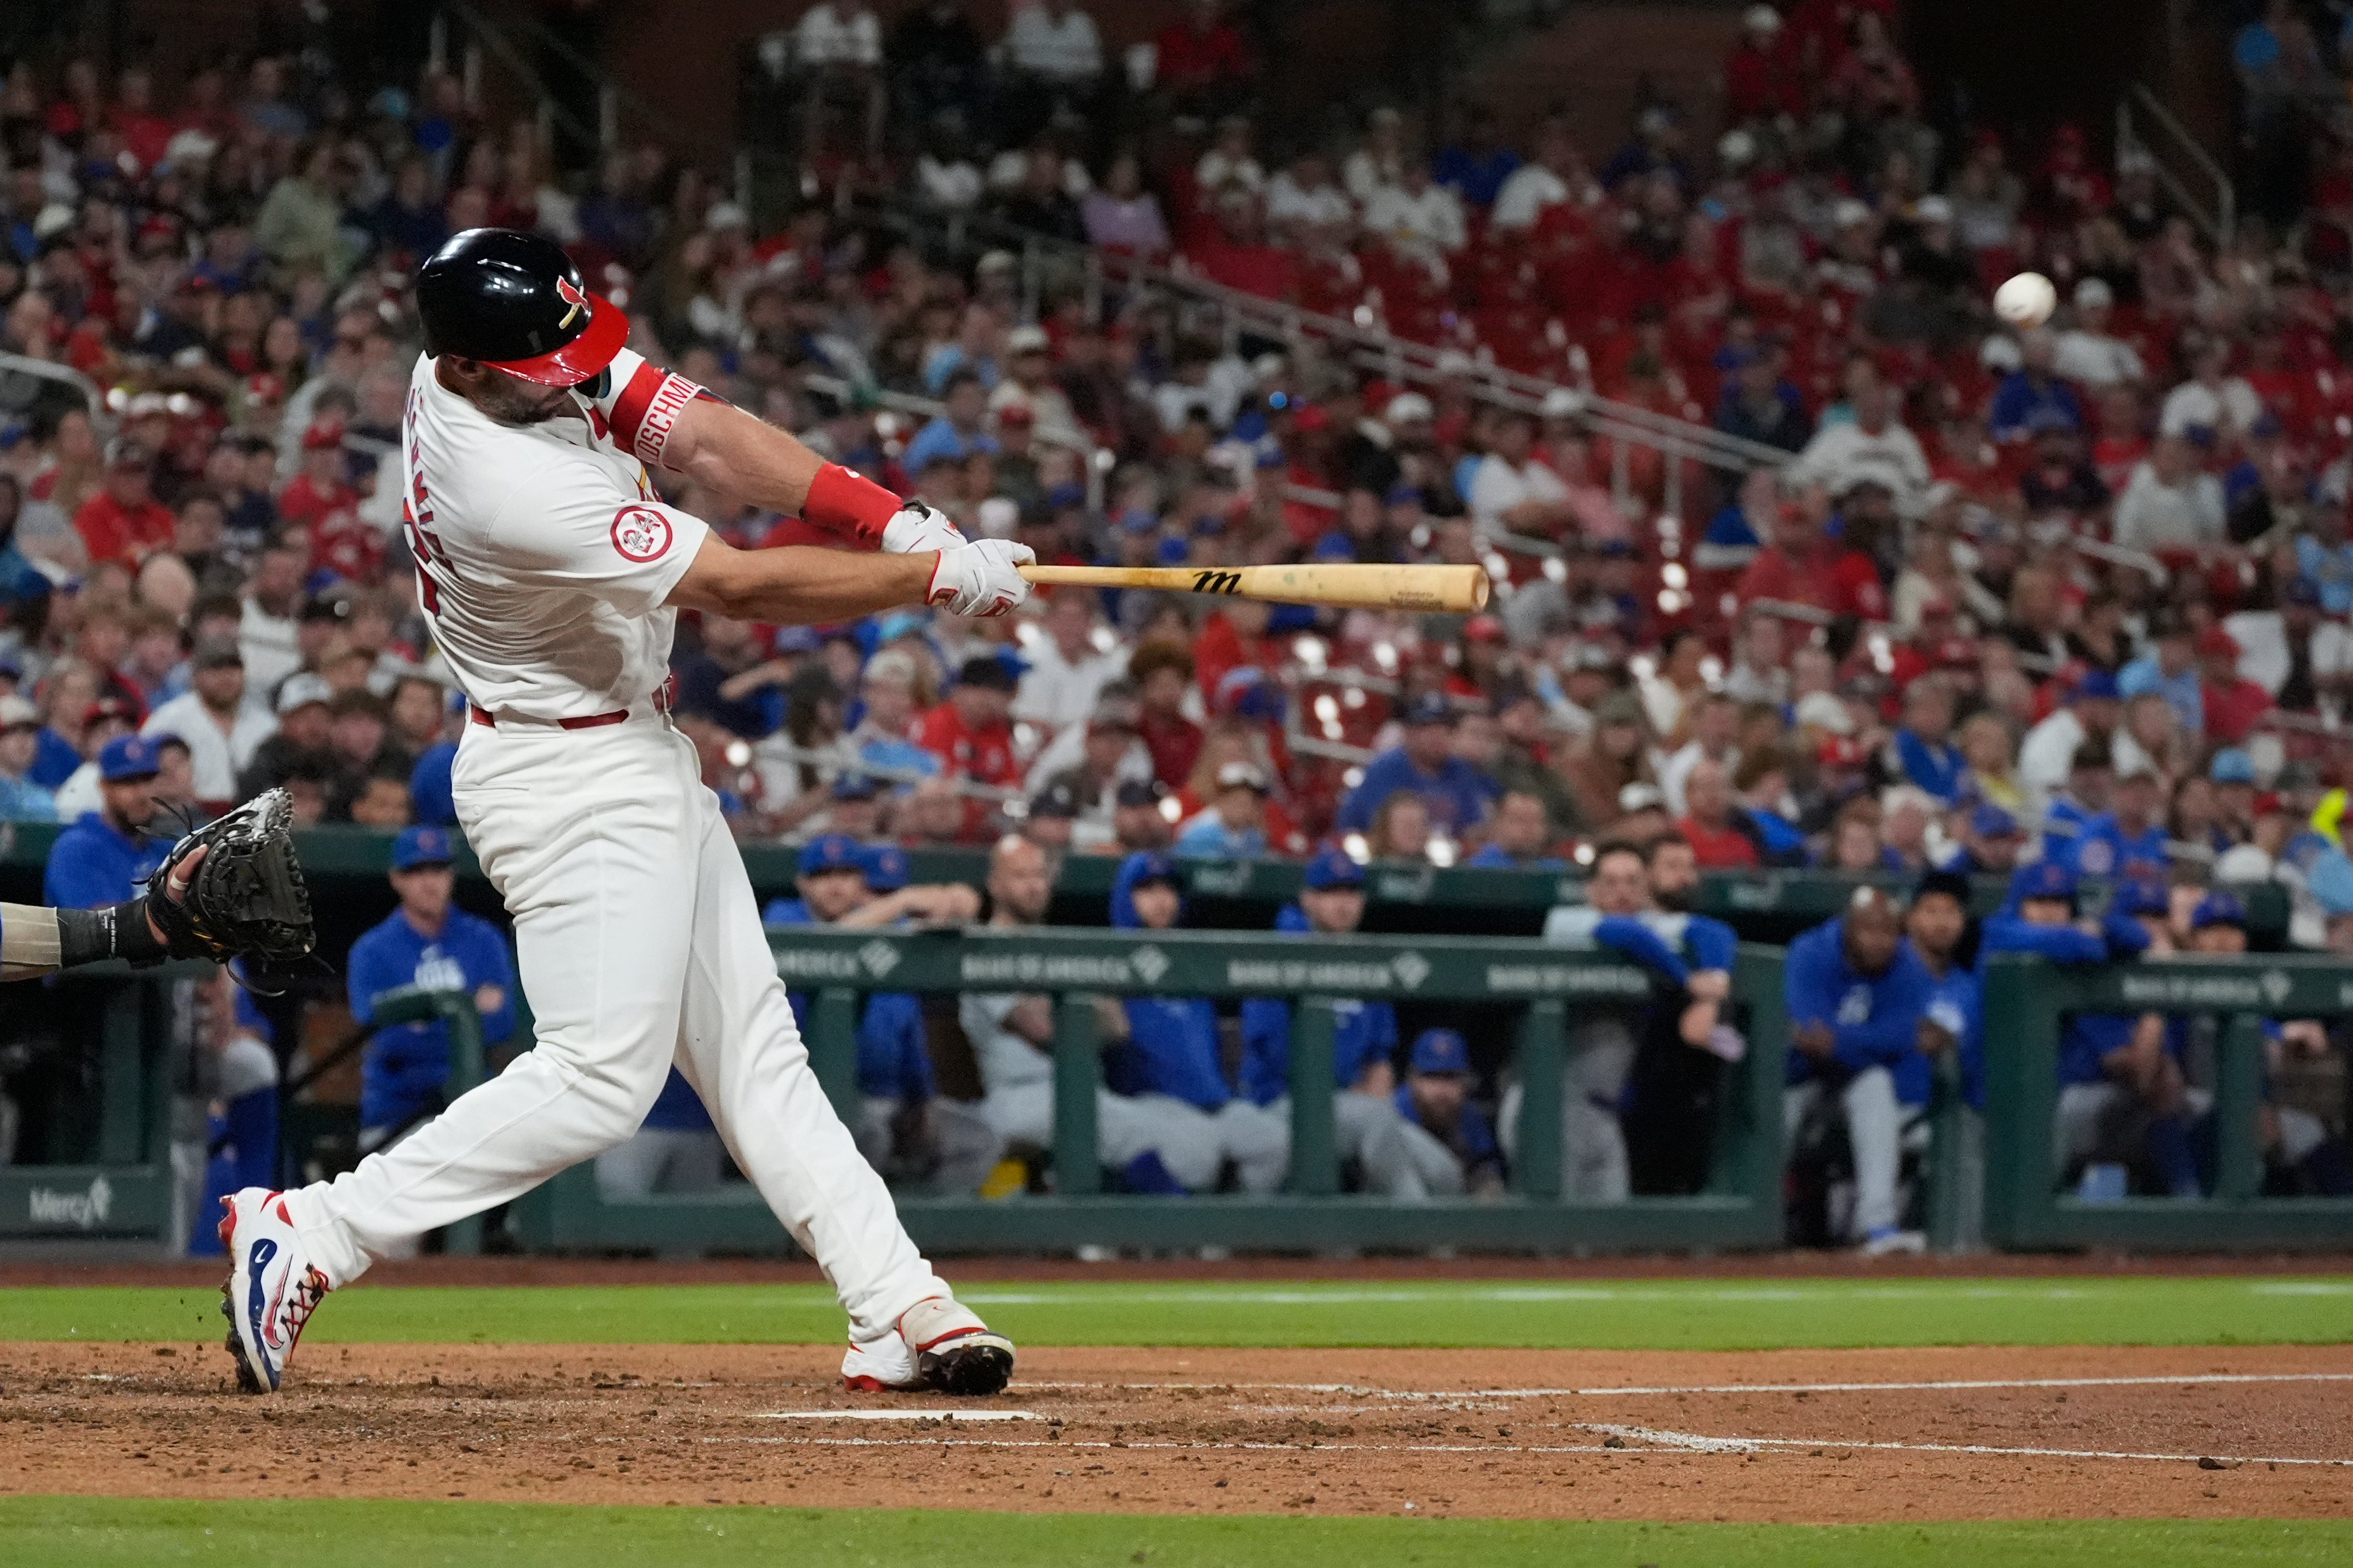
[403,419,455,616]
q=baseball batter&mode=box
[219,229,1030,1398]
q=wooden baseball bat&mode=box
[1017,562,1491,614]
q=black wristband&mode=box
[114,897,169,965]
[55,900,170,970]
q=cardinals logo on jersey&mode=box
[554,275,589,330]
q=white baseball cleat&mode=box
[219,1188,331,1394]
[841,1297,1015,1396]
[1859,1226,1928,1258]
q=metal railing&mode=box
[1983,952,2353,1248]
[2118,80,2235,247]
[430,1,690,161]
[0,352,105,425]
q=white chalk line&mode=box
[956,1281,2353,1307]
[1574,1423,2353,1468]
[751,1409,1039,1421]
[1016,1372,2353,1400]
[697,1429,2353,1467]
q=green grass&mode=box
[4,1498,2348,1567]
[4,1276,2350,1351]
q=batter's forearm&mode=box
[667,535,937,624]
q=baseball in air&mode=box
[1994,271,2058,328]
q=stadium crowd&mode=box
[7,3,2353,1239]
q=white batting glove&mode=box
[926,538,1036,618]
[881,499,968,555]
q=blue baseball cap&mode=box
[2011,860,2078,904]
[2210,748,2257,785]
[1303,847,1366,890]
[392,825,455,871]
[1402,692,1456,726]
[1125,850,1182,890]
[2110,877,2170,917]
[861,843,909,893]
[2072,669,2121,702]
[98,734,162,782]
[1410,1029,1471,1075]
[798,833,865,877]
[1968,803,2020,838]
[2191,890,2247,930]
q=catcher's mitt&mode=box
[147,788,316,964]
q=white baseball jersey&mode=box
[400,348,711,721]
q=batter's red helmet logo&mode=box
[611,504,673,563]
[554,275,589,329]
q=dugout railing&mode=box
[1983,953,2353,1250]
[0,974,484,1250]
[1,823,2295,953]
[504,928,1792,1255]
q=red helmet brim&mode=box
[481,293,629,387]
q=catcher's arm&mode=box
[4,790,317,981]
[1,847,206,981]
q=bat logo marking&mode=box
[1191,570,1242,595]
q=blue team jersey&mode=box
[409,742,458,827]
[1110,996,1230,1109]
[1235,902,1400,1104]
[2061,813,2170,879]
[1334,748,1498,836]
[1394,1082,1501,1169]
[1914,950,1985,1109]
[1783,916,1935,1101]
[44,813,162,908]
[1894,730,1967,803]
[1979,890,2151,1086]
[1463,844,1568,871]
[765,899,935,1102]
[29,728,81,790]
[347,907,517,1131]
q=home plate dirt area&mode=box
[2,1343,2349,1523]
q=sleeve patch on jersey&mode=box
[610,504,675,563]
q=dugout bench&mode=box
[505,928,1794,1255]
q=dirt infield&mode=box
[3,1341,2348,1522]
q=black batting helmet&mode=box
[414,228,628,386]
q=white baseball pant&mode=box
[979,1082,1227,1191]
[283,707,951,1346]
[1498,1017,1638,1202]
